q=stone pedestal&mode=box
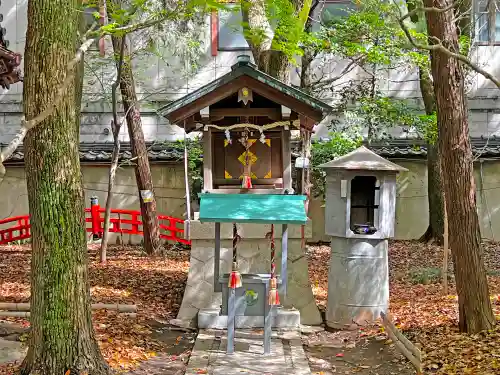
[177,220,322,326]
[326,237,389,329]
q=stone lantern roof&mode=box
[318,145,408,172]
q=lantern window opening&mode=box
[349,175,380,235]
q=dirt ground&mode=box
[123,320,197,375]
[303,330,415,375]
[2,240,500,374]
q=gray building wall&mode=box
[309,158,500,242]
[3,1,500,143]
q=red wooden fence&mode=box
[0,201,190,246]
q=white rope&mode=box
[196,119,300,132]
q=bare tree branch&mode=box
[0,33,97,177]
[0,5,186,177]
[100,34,126,264]
[398,6,500,90]
[107,4,183,35]
[400,2,456,24]
[310,57,362,89]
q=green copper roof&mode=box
[157,56,333,121]
[198,193,308,224]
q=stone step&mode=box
[198,307,300,329]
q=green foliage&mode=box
[315,0,422,67]
[408,267,443,285]
[310,132,362,198]
[83,0,212,38]
[415,112,438,144]
[298,0,441,145]
[347,94,437,143]
[269,0,312,61]
[240,0,313,62]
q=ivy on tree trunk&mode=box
[425,0,495,333]
[20,0,110,373]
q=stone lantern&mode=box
[319,146,407,329]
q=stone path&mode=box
[0,321,28,366]
[0,338,25,365]
[186,329,311,375]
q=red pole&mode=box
[90,196,101,239]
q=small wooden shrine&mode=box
[159,55,332,354]
[159,55,331,194]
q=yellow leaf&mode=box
[65,371,70,375]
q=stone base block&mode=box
[198,307,300,329]
[178,221,322,326]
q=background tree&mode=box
[422,0,495,333]
[240,0,313,83]
[106,0,162,255]
[20,0,110,373]
[405,0,445,244]
[86,0,209,257]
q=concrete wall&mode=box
[0,163,187,243]
[4,158,500,242]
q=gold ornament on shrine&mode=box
[238,87,253,105]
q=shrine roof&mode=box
[198,193,308,224]
[318,146,408,172]
[157,55,333,127]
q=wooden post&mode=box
[282,129,292,191]
[214,222,221,292]
[203,129,213,191]
[380,312,422,374]
[443,199,449,295]
[227,288,235,354]
[281,224,288,297]
[90,196,101,239]
[0,302,137,312]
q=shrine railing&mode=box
[0,202,190,246]
[0,216,31,244]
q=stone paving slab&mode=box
[186,330,311,375]
[0,338,25,365]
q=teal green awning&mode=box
[198,194,308,224]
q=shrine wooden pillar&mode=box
[281,128,292,191]
[203,128,213,191]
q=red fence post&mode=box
[90,196,102,239]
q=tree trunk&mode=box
[100,37,126,263]
[100,120,121,263]
[418,67,445,244]
[110,34,161,255]
[257,50,291,83]
[241,0,311,84]
[20,1,110,373]
[425,0,495,333]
